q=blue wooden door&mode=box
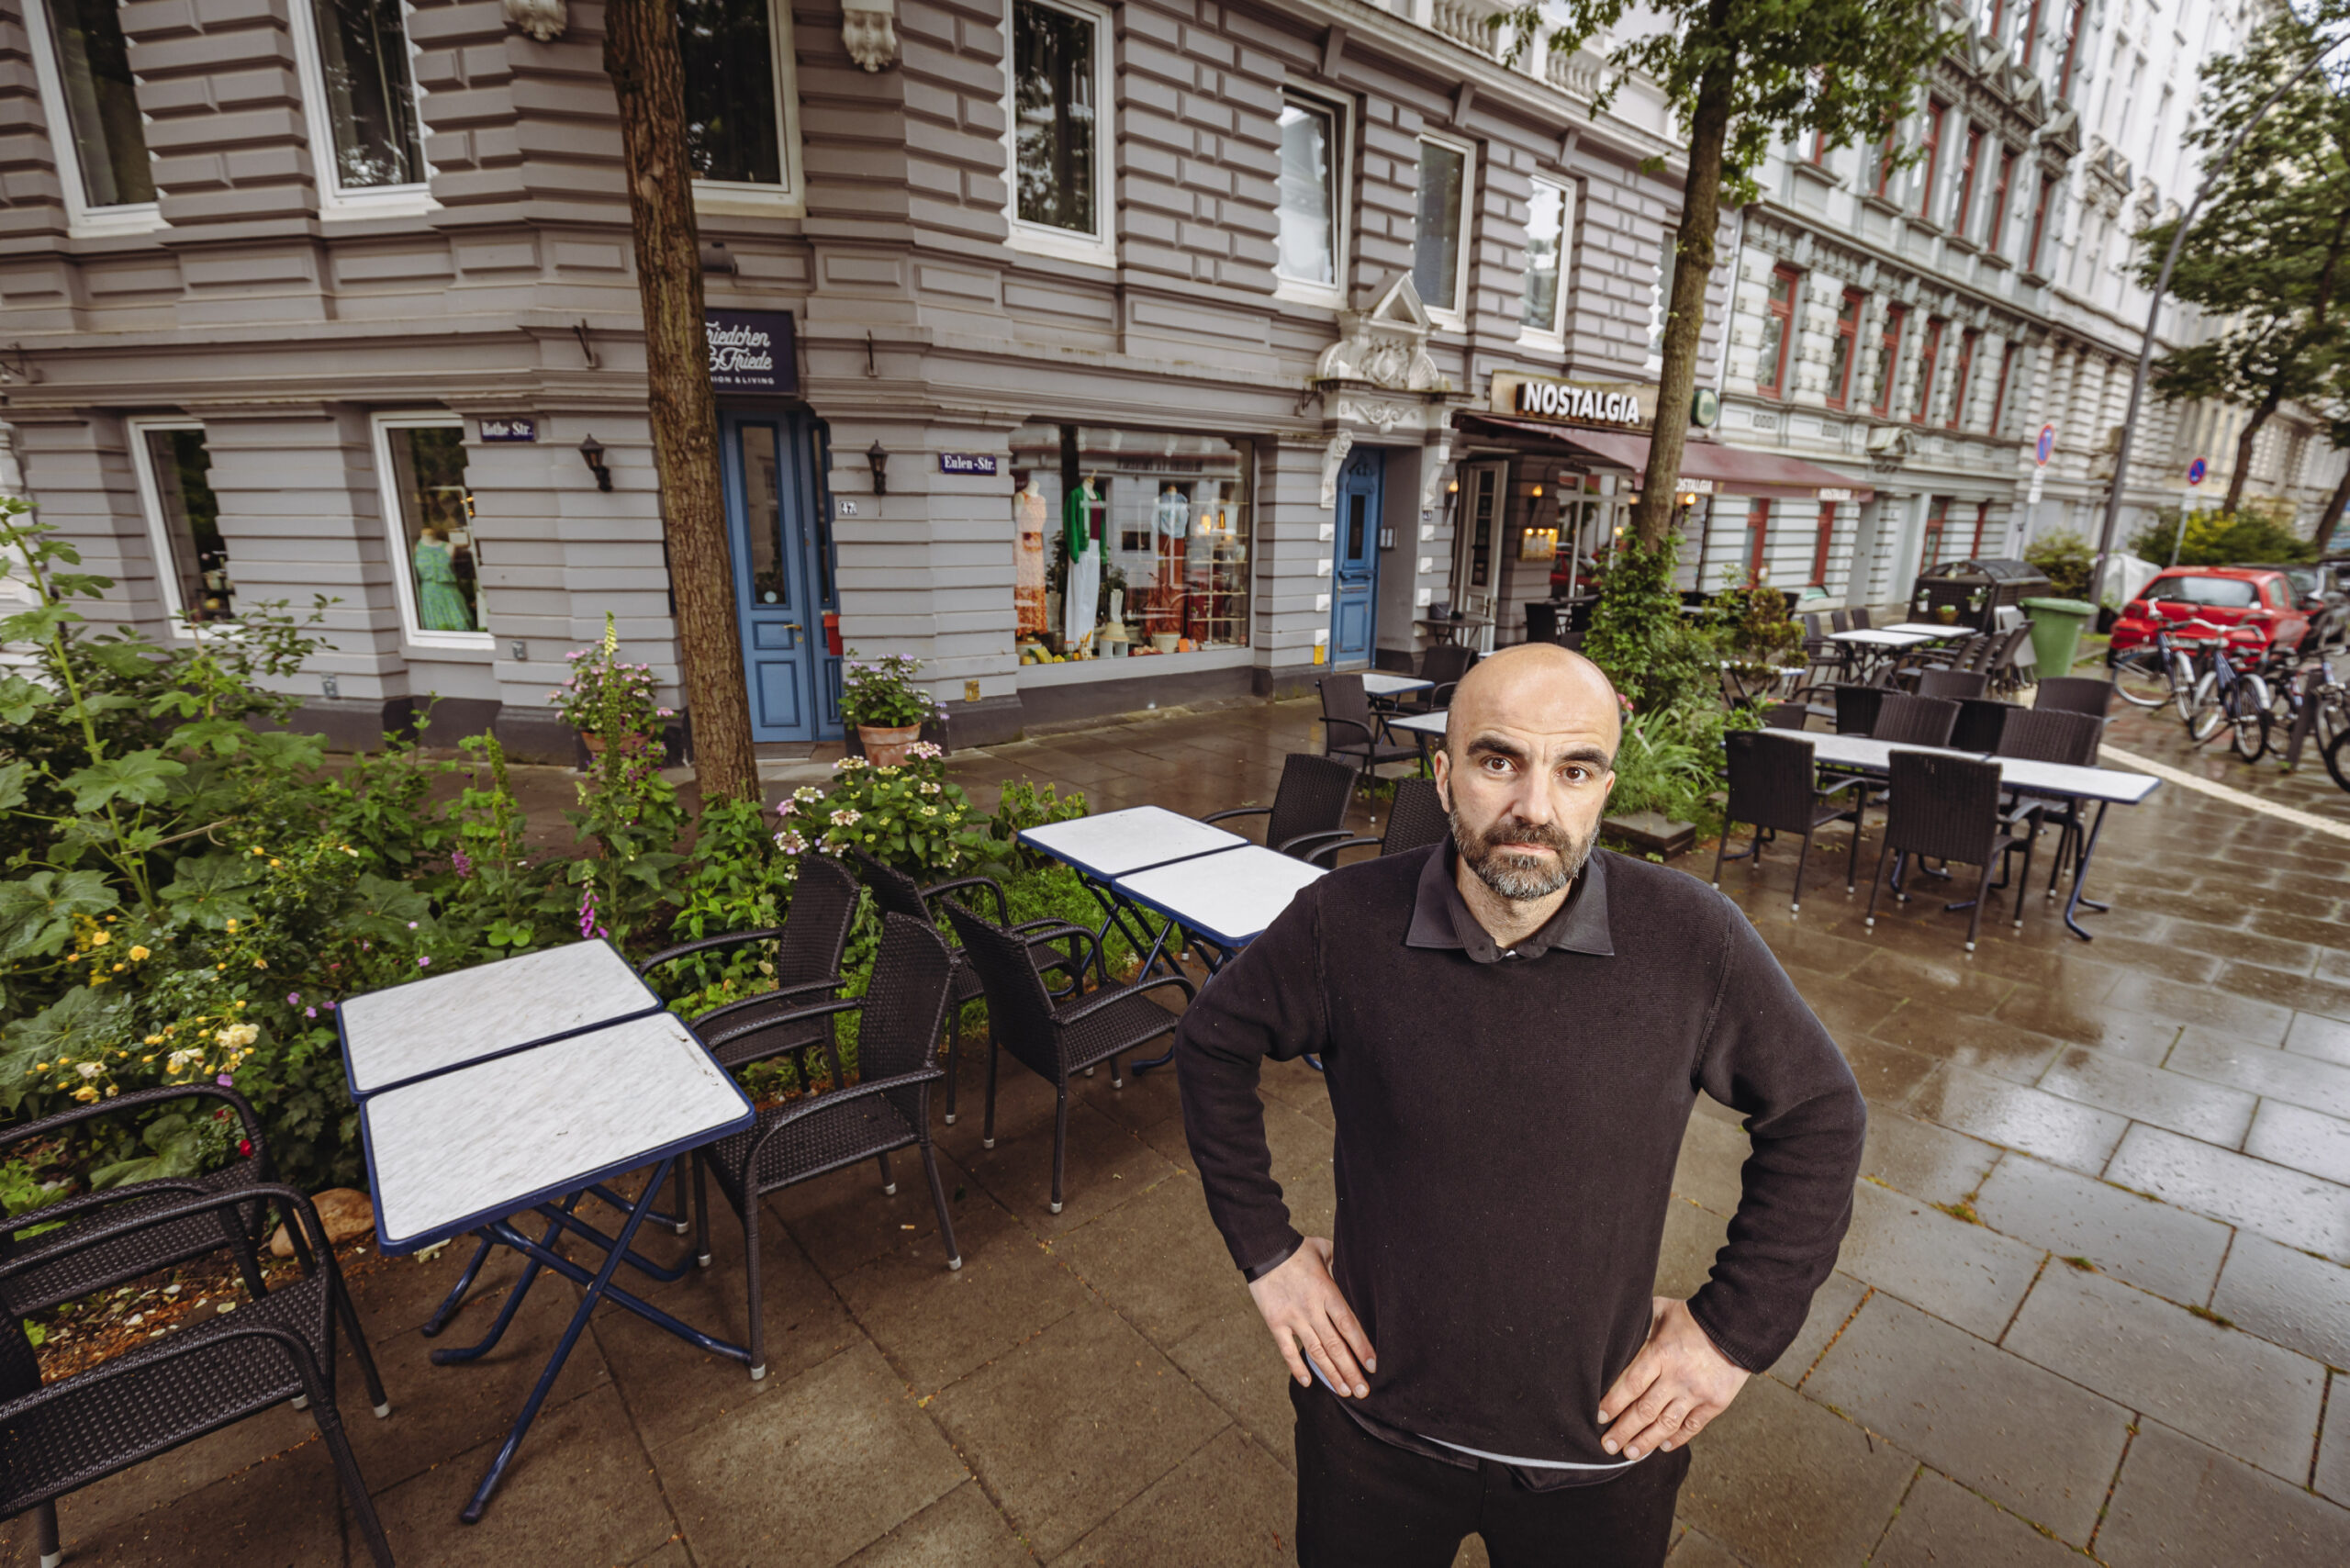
[1330,448,1384,666]
[722,411,836,742]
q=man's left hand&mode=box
[1595,1297,1749,1459]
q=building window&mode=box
[1521,178,1572,339]
[1917,100,1948,220]
[1953,124,1983,238]
[374,416,487,645]
[1008,424,1252,661]
[1413,137,1472,320]
[2057,0,2085,97]
[1986,147,2016,252]
[2025,173,2053,273]
[129,422,232,630]
[1827,288,1864,409]
[297,0,427,195]
[1948,328,1977,431]
[1913,317,1945,425]
[1008,0,1108,260]
[1988,341,2018,435]
[1872,303,1908,418]
[1275,96,1341,293]
[1743,499,1773,585]
[1756,265,1799,398]
[1968,499,1992,556]
[1810,502,1837,588]
[678,0,800,198]
[25,0,155,218]
[1920,496,1951,569]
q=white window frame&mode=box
[285,0,437,220]
[1516,175,1574,347]
[687,0,807,219]
[127,417,223,640]
[1001,0,1116,268]
[21,0,165,238]
[1272,86,1349,308]
[371,412,491,653]
[1413,131,1477,330]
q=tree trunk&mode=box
[2315,454,2350,547]
[2223,388,2280,516]
[1629,58,1735,554]
[605,0,757,803]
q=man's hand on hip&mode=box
[1596,1297,1749,1459]
[1249,1237,1376,1398]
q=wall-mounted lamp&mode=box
[1529,482,1545,498]
[579,433,612,492]
[867,441,890,495]
[1447,477,1460,494]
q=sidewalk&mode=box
[15,689,2349,1567]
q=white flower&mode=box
[830,809,862,826]
[918,780,941,795]
[907,741,944,761]
[76,1061,102,1080]
[793,786,822,803]
[920,805,938,817]
[774,831,809,855]
[834,756,868,771]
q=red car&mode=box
[2108,566,2312,658]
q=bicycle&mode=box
[2109,617,2223,719]
[2182,631,2277,760]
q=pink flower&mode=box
[305,1007,318,1018]
[418,957,431,968]
[216,1073,234,1086]
[286,992,301,1006]
[324,1001,336,1012]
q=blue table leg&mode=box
[429,1193,584,1360]
[419,1234,498,1338]
[1129,934,1224,1077]
[482,1221,751,1363]
[2061,802,2113,940]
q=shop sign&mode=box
[1818,487,1855,502]
[704,308,797,394]
[939,453,999,476]
[478,417,537,442]
[1490,373,1655,429]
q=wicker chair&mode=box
[1762,702,1811,731]
[1318,674,1420,777]
[847,847,1088,1125]
[1318,776,1451,862]
[1203,753,1361,865]
[2034,676,2116,722]
[1712,731,1871,910]
[1401,644,1476,714]
[692,914,965,1379]
[1915,669,1988,701]
[1830,610,1852,633]
[1873,693,1960,747]
[1,1186,394,1567]
[1863,752,2044,953]
[945,901,1195,1215]
[1950,698,2014,755]
[0,1085,272,1335]
[638,850,860,1083]
[1850,608,1874,631]
[1997,707,2104,900]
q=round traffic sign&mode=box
[2035,424,2056,465]
[2187,456,2209,486]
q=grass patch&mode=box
[2186,1305,2234,1329]
[2062,1256,2098,1272]
[1931,1200,1981,1226]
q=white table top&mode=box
[1881,622,1972,638]
[1994,757,2162,804]
[337,938,661,1096]
[1830,629,1938,648]
[364,1011,753,1254]
[1390,711,1449,736]
[1019,805,1247,880]
[1113,846,1327,950]
[1360,671,1435,696]
[1801,734,1985,771]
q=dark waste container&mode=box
[1908,558,2053,633]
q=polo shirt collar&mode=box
[1404,840,1616,962]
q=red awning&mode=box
[1462,415,1874,503]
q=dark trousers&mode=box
[1292,1380,1689,1568]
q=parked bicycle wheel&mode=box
[2231,676,2273,762]
[2109,649,2174,708]
[2173,651,2207,724]
[2327,722,2350,792]
[2187,671,2227,744]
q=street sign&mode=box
[2035,424,2056,465]
[2027,472,2045,504]
[2187,456,2208,486]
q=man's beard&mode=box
[1449,805,1595,902]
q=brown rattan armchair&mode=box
[1863,752,2044,953]
[1203,753,1362,865]
[1318,674,1420,777]
[1315,776,1451,862]
[1711,730,1871,911]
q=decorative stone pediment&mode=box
[842,0,900,71]
[1314,274,1450,395]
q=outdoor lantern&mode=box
[867,441,890,495]
[578,434,612,492]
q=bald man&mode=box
[1177,644,1865,1567]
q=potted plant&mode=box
[551,613,669,760]
[841,650,942,765]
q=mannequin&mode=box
[1014,478,1048,634]
[1062,476,1102,654]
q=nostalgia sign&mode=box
[704,308,798,394]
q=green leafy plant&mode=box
[2023,531,2095,600]
[839,650,944,730]
[773,748,977,878]
[1712,575,1804,672]
[1583,532,1715,715]
[549,613,672,745]
[2128,504,2318,568]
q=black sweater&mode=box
[1175,844,1865,1473]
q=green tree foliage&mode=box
[2133,6,2350,516]
[2128,504,2318,567]
[2023,530,2095,599]
[1497,0,1952,549]
[1582,533,1716,713]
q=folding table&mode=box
[1359,672,1435,699]
[1829,628,1938,684]
[1113,846,1329,1071]
[1989,757,2161,940]
[1018,806,1246,981]
[1390,709,1448,772]
[1880,622,1972,639]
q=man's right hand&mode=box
[1248,1236,1376,1398]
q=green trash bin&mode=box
[2020,596,2096,678]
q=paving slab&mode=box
[2286,1012,2350,1067]
[2210,1232,2350,1369]
[1673,1109,1753,1216]
[654,1339,969,1568]
[837,1481,1035,1568]
[1971,1152,2232,1305]
[1870,1467,2094,1568]
[2034,1043,2259,1147]
[1662,1524,1750,1565]
[1774,1271,1870,1383]
[2320,1383,2350,1508]
[2001,1263,2325,1481]
[1164,1296,1304,1473]
[1048,1426,1293,1567]
[1907,1064,2131,1174]
[1673,1374,1916,1568]
[30,1436,351,1568]
[953,1090,1185,1235]
[2105,1123,2350,1262]
[1857,1106,2002,1206]
[2166,1030,2350,1118]
[1050,1170,1261,1347]
[2095,1420,2350,1566]
[29,1391,314,1543]
[1833,1179,2046,1338]
[2244,1100,2350,1187]
[1804,1293,2129,1542]
[924,1300,1231,1560]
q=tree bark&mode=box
[2315,454,2350,547]
[2223,388,2280,516]
[1629,57,1735,554]
[605,0,757,802]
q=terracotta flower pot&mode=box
[857,724,923,766]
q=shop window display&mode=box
[379,422,484,638]
[1010,424,1251,665]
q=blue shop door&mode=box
[722,411,838,742]
[1330,448,1384,666]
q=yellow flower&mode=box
[129,946,150,961]
[253,958,267,969]
[250,846,264,857]
[268,858,281,868]
[144,1035,162,1046]
[225,919,239,933]
[31,1062,47,1072]
[89,930,110,948]
[216,964,226,972]
[73,1086,97,1103]
[111,962,124,972]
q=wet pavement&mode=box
[12,682,2350,1566]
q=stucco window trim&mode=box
[1414,129,1478,332]
[127,417,218,642]
[688,0,808,219]
[1001,0,1118,272]
[285,0,440,221]
[1514,174,1573,349]
[19,0,165,239]
[371,412,494,655]
[1271,86,1350,308]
